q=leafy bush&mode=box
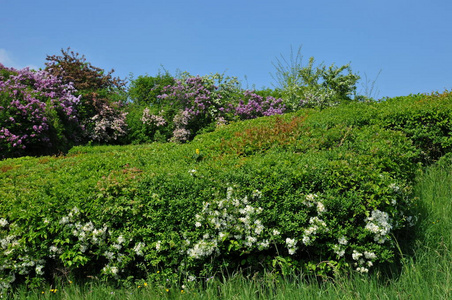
[1,92,435,292]
[375,91,452,163]
[0,63,83,158]
[305,90,452,164]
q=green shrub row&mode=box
[1,91,451,291]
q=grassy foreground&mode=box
[9,154,452,299]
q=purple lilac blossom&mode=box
[0,63,82,157]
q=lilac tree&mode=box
[156,75,225,142]
[0,64,82,158]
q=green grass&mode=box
[8,155,452,299]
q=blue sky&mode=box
[1,0,451,99]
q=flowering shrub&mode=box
[233,90,286,120]
[186,187,271,259]
[155,75,224,142]
[4,92,450,292]
[127,73,285,144]
[88,101,128,143]
[45,48,128,144]
[0,63,82,158]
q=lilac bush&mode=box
[0,63,82,158]
[233,90,286,120]
[156,75,224,142]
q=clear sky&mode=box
[1,0,451,99]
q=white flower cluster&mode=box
[303,193,327,214]
[286,238,298,255]
[389,183,401,193]
[187,187,269,259]
[352,250,377,273]
[186,238,218,259]
[58,208,110,255]
[0,234,18,253]
[69,220,108,254]
[331,236,349,257]
[133,242,145,256]
[1,218,46,290]
[365,209,393,244]
[102,265,119,276]
[285,194,330,255]
[0,218,8,228]
[58,207,133,277]
[141,108,166,127]
[0,238,45,289]
[303,193,318,207]
[301,216,329,246]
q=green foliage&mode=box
[306,90,452,164]
[128,71,176,106]
[2,91,452,294]
[272,46,360,110]
[4,153,452,299]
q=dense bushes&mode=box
[305,90,452,164]
[125,73,286,144]
[1,47,452,292]
[4,91,452,291]
[1,48,372,156]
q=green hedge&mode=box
[1,91,451,290]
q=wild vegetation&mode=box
[0,48,451,298]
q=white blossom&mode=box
[133,242,145,256]
[365,209,393,244]
[156,241,162,252]
[352,250,363,260]
[364,251,377,260]
[338,236,348,245]
[302,235,311,245]
[332,244,345,257]
[35,265,44,275]
[104,251,115,260]
[356,267,369,273]
[286,237,298,254]
[252,189,262,198]
[317,202,326,213]
[117,235,125,244]
[0,218,9,227]
[59,216,69,225]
